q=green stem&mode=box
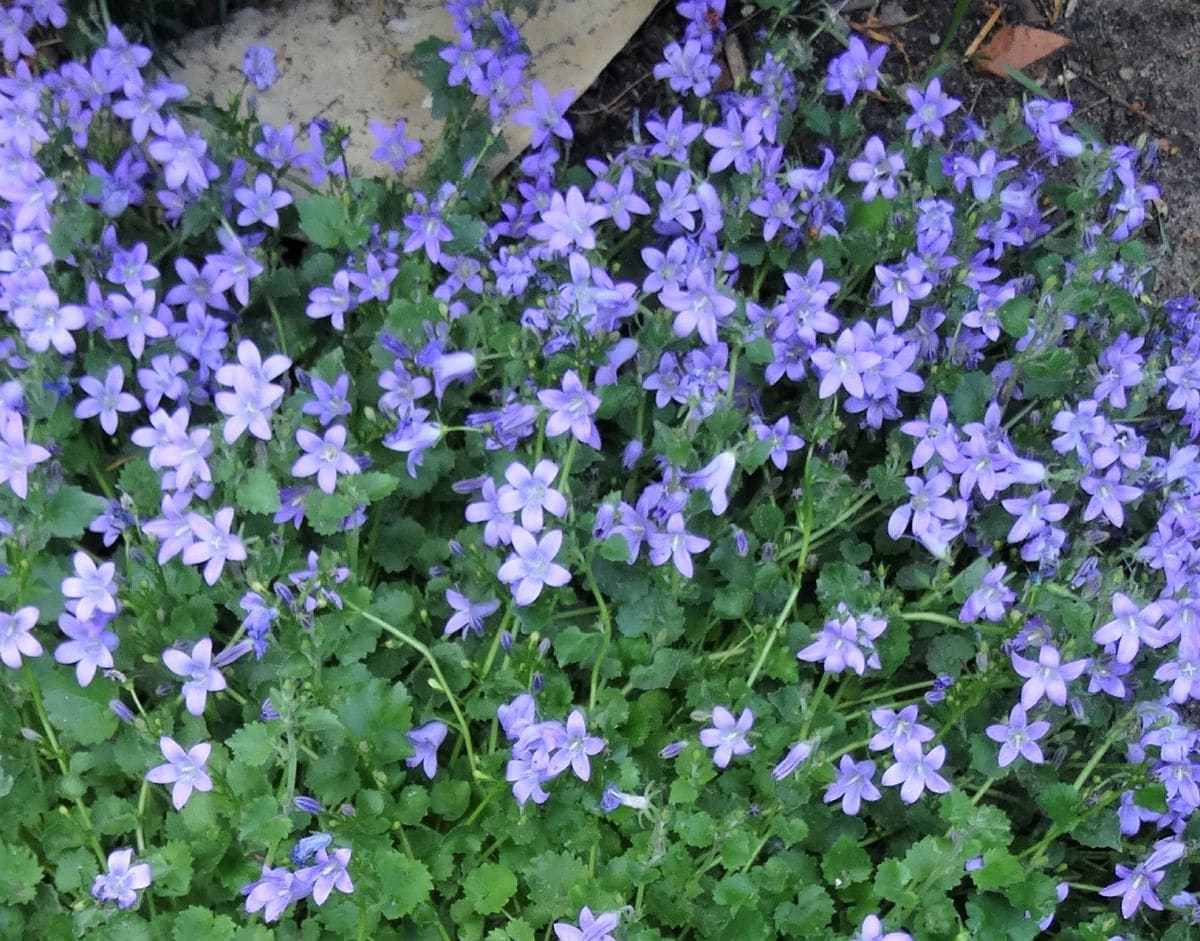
[23,664,106,865]
[898,611,962,629]
[585,563,614,711]
[350,603,484,779]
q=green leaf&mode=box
[173,906,237,941]
[628,648,686,690]
[296,194,353,249]
[463,862,518,915]
[997,296,1033,338]
[970,848,1024,890]
[1036,783,1082,828]
[0,843,43,905]
[376,853,433,920]
[820,835,872,885]
[40,666,119,745]
[237,795,291,846]
[44,486,107,539]
[712,872,756,911]
[226,723,277,768]
[236,469,281,515]
[874,858,917,908]
[773,885,833,935]
[950,372,994,422]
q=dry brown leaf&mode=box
[975,24,1069,77]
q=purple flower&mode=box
[548,709,605,781]
[699,705,754,768]
[986,704,1051,767]
[161,637,227,716]
[959,564,1016,623]
[513,81,574,149]
[797,607,886,676]
[661,267,736,345]
[1099,852,1173,919]
[431,351,476,400]
[873,261,931,326]
[1011,644,1089,710]
[497,527,571,606]
[538,370,601,449]
[242,864,303,922]
[369,119,422,173]
[868,705,934,752]
[92,848,152,909]
[54,613,118,687]
[853,914,912,941]
[824,755,881,815]
[654,39,720,98]
[506,749,553,806]
[825,36,886,105]
[753,416,805,471]
[242,44,278,90]
[147,118,210,192]
[292,425,360,494]
[306,271,354,330]
[553,907,619,941]
[530,186,608,253]
[904,77,960,145]
[772,740,814,780]
[848,136,904,201]
[444,588,500,639]
[61,552,118,623]
[497,459,567,532]
[646,106,704,161]
[880,741,951,803]
[1080,466,1143,527]
[301,373,351,426]
[183,508,247,585]
[1000,489,1069,543]
[1093,592,1168,664]
[900,394,959,468]
[647,513,710,578]
[0,407,51,499]
[811,329,882,399]
[295,847,353,905]
[406,720,448,779]
[682,451,736,515]
[145,735,213,809]
[234,173,293,228]
[75,365,140,435]
[0,605,40,668]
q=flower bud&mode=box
[292,796,324,815]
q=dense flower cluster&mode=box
[0,0,1196,937]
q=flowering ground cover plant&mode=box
[0,0,1197,937]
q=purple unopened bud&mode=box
[432,351,476,400]
[537,637,551,658]
[500,631,513,652]
[109,699,135,724]
[593,503,616,540]
[733,527,749,557]
[448,540,464,557]
[273,582,296,607]
[452,475,489,494]
[1052,746,1069,768]
[20,727,41,742]
[339,802,356,817]
[622,439,644,470]
[761,543,776,562]
[262,698,280,721]
[965,856,985,872]
[531,672,544,694]
[214,639,254,668]
[924,689,947,705]
[155,683,174,697]
[428,565,447,578]
[379,332,410,357]
[1069,697,1085,721]
[659,741,687,759]
[293,795,324,815]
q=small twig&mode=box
[572,73,654,117]
[962,4,1005,60]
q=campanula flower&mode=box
[699,705,754,768]
[145,736,213,810]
